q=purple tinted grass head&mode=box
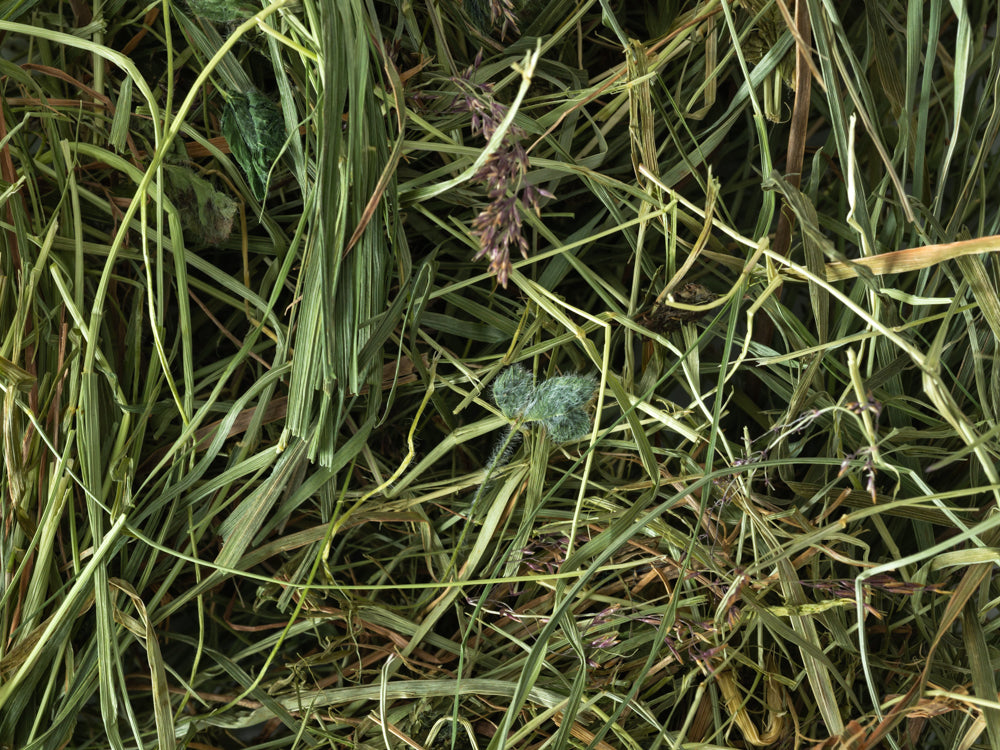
[471,194,527,288]
[449,54,553,287]
[466,0,521,41]
[490,0,521,40]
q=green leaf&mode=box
[493,369,595,443]
[493,365,535,419]
[542,409,592,443]
[162,165,237,246]
[221,89,285,201]
[185,0,254,23]
[522,373,596,424]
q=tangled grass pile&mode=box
[1,1,1000,748]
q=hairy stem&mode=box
[446,419,523,579]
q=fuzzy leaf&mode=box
[493,365,535,419]
[493,368,596,443]
[543,409,592,443]
[522,374,596,422]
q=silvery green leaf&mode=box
[492,365,535,419]
[543,409,592,442]
[522,374,596,422]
